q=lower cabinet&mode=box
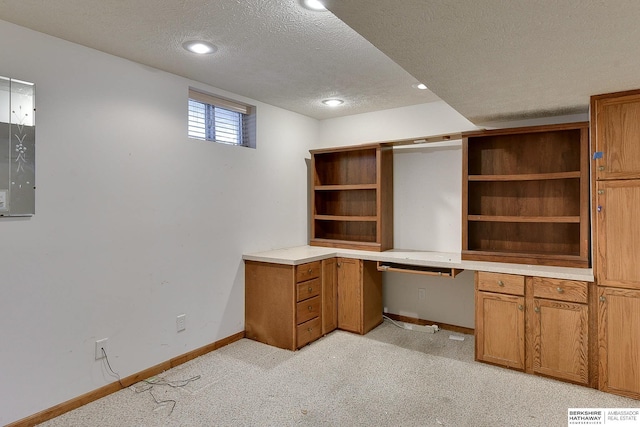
[529,277,590,385]
[245,257,382,350]
[475,272,592,386]
[245,260,323,350]
[598,286,640,399]
[337,258,383,334]
[322,258,338,335]
[475,272,526,369]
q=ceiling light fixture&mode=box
[322,98,344,107]
[182,40,218,55]
[301,0,327,11]
[413,83,428,90]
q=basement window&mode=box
[188,88,256,148]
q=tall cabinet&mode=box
[592,89,640,399]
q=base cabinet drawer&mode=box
[296,296,321,324]
[297,317,322,348]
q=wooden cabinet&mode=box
[529,277,590,385]
[595,179,640,289]
[597,287,640,399]
[475,272,592,385]
[462,122,590,268]
[337,258,383,334]
[592,89,640,398]
[310,144,393,251]
[475,272,526,369]
[245,260,323,350]
[592,90,640,180]
[321,257,338,335]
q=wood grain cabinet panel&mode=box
[531,298,589,384]
[322,258,338,335]
[595,180,640,289]
[475,289,525,370]
[598,287,640,399]
[337,258,382,335]
[592,91,640,180]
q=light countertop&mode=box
[242,245,594,282]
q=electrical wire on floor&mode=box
[382,314,406,329]
[100,347,201,416]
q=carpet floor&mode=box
[38,321,639,426]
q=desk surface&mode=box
[242,245,594,282]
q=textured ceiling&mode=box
[0,0,439,120]
[3,1,639,124]
[323,0,640,124]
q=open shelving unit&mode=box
[310,143,393,251]
[462,122,590,268]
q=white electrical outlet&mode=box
[177,314,186,332]
[95,338,108,360]
[418,288,426,301]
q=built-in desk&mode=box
[242,245,594,282]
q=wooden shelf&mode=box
[311,144,393,252]
[315,215,378,222]
[315,184,378,191]
[468,215,581,223]
[468,171,581,181]
[462,122,590,268]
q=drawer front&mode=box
[296,295,321,324]
[296,261,321,283]
[296,316,322,348]
[532,277,589,303]
[477,272,525,295]
[296,277,321,302]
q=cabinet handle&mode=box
[598,166,605,171]
[534,307,540,313]
[308,327,313,332]
[498,280,505,287]
[598,190,604,195]
[599,296,606,302]
[556,287,564,294]
[308,268,313,274]
[518,304,524,311]
[337,263,341,267]
[308,305,313,311]
[308,287,313,292]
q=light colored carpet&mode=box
[39,321,639,426]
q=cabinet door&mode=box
[598,287,640,399]
[593,92,640,180]
[531,299,589,384]
[475,291,525,370]
[322,258,338,335]
[596,180,640,289]
[337,258,363,334]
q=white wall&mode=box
[319,103,480,328]
[0,20,317,425]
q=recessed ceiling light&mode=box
[322,99,344,107]
[413,83,428,90]
[301,0,327,11]
[182,41,218,55]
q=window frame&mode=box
[188,88,256,148]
